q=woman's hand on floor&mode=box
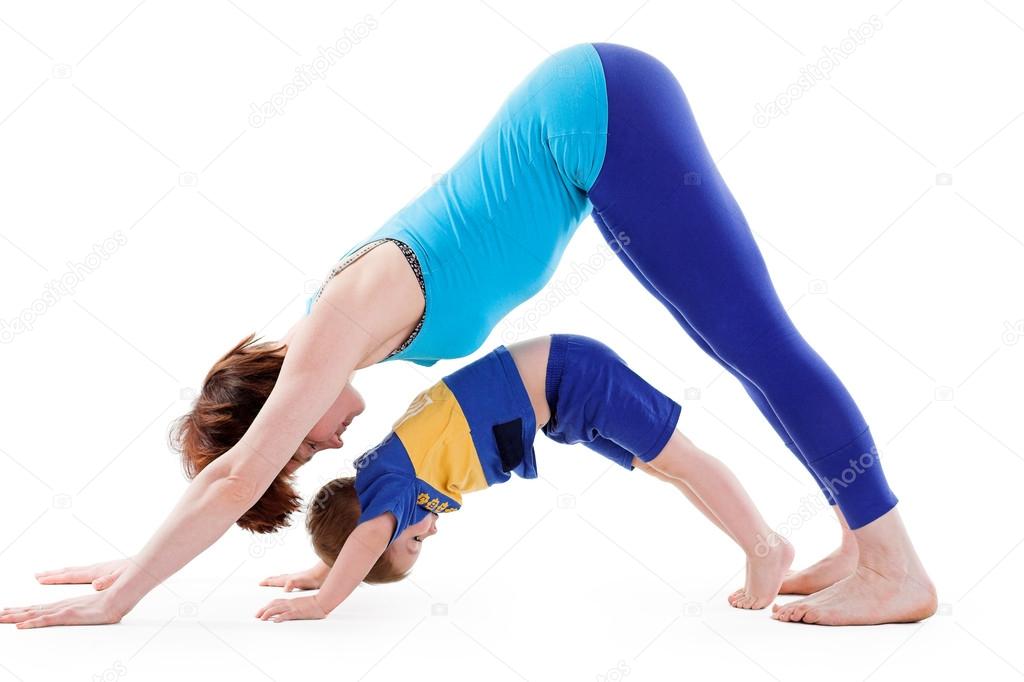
[255,595,328,623]
[0,592,126,629]
[34,558,130,591]
[259,560,330,592]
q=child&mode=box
[256,334,793,622]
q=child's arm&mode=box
[255,514,394,622]
[260,559,330,592]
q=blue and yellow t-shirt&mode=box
[353,345,538,544]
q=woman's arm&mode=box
[255,514,394,622]
[2,252,423,628]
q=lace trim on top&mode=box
[309,238,426,360]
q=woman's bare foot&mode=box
[772,562,936,625]
[729,536,794,610]
[772,508,937,625]
[779,538,858,595]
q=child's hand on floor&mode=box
[259,560,329,592]
[256,595,328,623]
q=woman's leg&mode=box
[587,42,935,624]
[598,193,858,598]
[593,211,836,506]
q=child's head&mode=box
[306,477,438,583]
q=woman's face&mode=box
[287,382,365,472]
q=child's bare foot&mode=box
[772,560,937,625]
[729,536,794,610]
[779,540,858,595]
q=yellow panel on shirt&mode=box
[392,380,487,504]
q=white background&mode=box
[1,1,1023,680]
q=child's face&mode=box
[386,512,439,574]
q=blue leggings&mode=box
[587,43,898,529]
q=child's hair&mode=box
[168,333,302,534]
[306,477,410,584]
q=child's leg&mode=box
[569,432,736,535]
[631,453,732,540]
[641,430,793,609]
[543,334,789,608]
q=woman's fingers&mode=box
[16,609,70,629]
[92,574,115,591]
[259,575,285,587]
[0,610,35,624]
[2,593,122,629]
[1,598,74,619]
[36,569,91,584]
[1,606,61,624]
[34,560,128,586]
[93,565,126,591]
[0,606,33,615]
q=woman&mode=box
[2,43,934,628]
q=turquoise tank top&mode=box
[306,43,608,366]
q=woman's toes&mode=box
[800,607,821,624]
[789,603,810,621]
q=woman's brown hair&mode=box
[168,333,300,533]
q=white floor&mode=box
[1,468,1021,682]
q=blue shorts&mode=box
[542,334,682,469]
